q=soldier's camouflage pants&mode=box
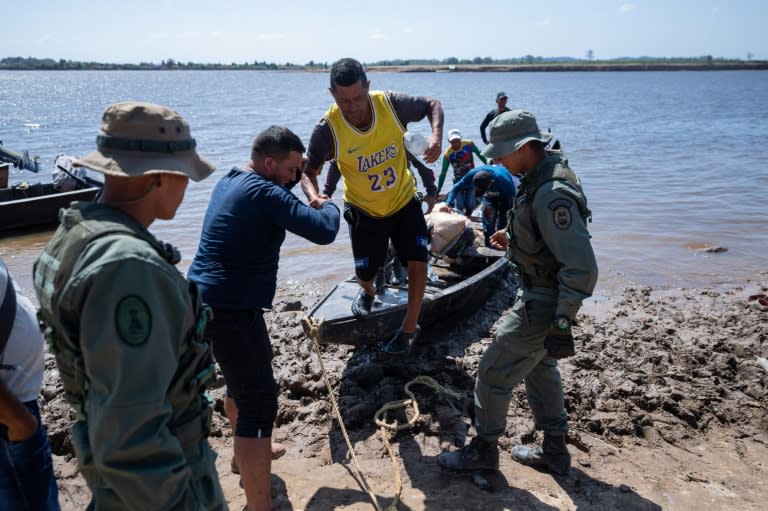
[474,287,569,441]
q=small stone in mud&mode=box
[345,364,385,389]
[41,387,59,402]
[280,300,304,312]
[284,374,313,397]
[641,426,661,442]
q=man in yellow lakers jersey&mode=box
[301,57,444,355]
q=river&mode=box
[2,69,767,305]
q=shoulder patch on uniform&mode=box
[115,296,152,346]
[548,198,573,230]
[547,198,572,211]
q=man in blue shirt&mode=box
[442,164,517,247]
[188,126,340,511]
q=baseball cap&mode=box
[447,129,462,142]
[481,110,553,160]
[496,92,508,100]
[75,101,215,182]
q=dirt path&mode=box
[46,274,768,510]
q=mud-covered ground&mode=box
[44,272,768,510]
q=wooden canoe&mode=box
[0,183,99,233]
[301,246,509,345]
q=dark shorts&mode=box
[206,308,277,438]
[344,197,429,282]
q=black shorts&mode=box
[206,308,277,438]
[344,197,429,282]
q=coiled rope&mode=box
[305,316,463,511]
[373,375,463,509]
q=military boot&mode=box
[437,437,499,471]
[511,434,571,475]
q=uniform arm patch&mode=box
[548,198,573,230]
[115,295,152,346]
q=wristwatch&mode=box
[554,316,571,331]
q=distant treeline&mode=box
[369,55,754,66]
[0,57,317,70]
[1,55,765,71]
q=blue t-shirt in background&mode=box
[446,164,518,207]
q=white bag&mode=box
[52,154,87,192]
[425,211,474,257]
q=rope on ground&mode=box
[373,375,464,510]
[374,376,463,431]
[306,315,463,511]
[305,316,385,511]
[377,427,401,511]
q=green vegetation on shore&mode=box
[1,55,765,72]
[0,56,298,70]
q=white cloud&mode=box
[536,17,552,26]
[619,3,635,13]
[257,33,285,41]
[370,30,386,40]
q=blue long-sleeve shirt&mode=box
[445,164,517,207]
[188,167,340,309]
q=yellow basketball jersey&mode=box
[325,91,416,217]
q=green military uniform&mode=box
[474,151,598,440]
[34,202,227,511]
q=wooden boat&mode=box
[301,244,509,346]
[0,182,100,233]
[0,143,101,232]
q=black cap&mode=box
[496,91,508,100]
[472,170,493,196]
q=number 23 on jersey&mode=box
[367,166,397,192]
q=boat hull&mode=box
[302,254,510,346]
[0,183,99,232]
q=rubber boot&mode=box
[437,437,499,471]
[511,434,571,475]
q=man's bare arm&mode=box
[0,379,37,442]
[301,165,329,209]
[423,98,445,163]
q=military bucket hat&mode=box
[76,101,215,182]
[482,110,552,159]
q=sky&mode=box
[4,0,767,64]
